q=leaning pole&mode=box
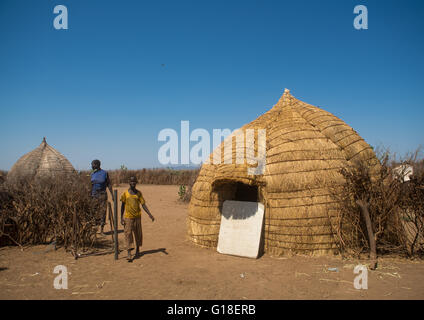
[114,190,119,260]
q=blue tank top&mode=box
[91,169,108,196]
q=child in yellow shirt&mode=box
[120,176,155,260]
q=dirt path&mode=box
[1,185,424,300]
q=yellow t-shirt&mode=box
[120,190,145,219]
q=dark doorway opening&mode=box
[213,181,259,203]
[234,182,258,202]
[212,180,265,257]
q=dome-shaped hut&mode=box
[188,90,379,256]
[7,138,75,183]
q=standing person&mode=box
[91,159,114,234]
[120,176,155,260]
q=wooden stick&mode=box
[114,190,119,260]
[356,199,377,269]
[108,202,114,244]
[73,210,78,260]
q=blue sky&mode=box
[1,0,423,170]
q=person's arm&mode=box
[106,172,114,201]
[142,204,155,222]
[121,202,125,225]
[89,173,94,196]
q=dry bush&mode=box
[107,168,200,186]
[329,148,424,258]
[0,171,6,185]
[179,170,199,202]
[397,159,424,256]
[0,175,102,250]
[107,167,200,202]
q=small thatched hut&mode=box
[7,138,75,183]
[188,89,379,256]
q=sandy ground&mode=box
[1,185,424,300]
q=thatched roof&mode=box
[7,138,75,183]
[188,89,379,256]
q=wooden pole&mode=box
[73,210,78,259]
[356,199,377,270]
[108,202,114,243]
[114,190,119,260]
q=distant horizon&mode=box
[1,135,421,172]
[2,0,424,170]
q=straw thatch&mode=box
[188,89,379,256]
[7,138,75,183]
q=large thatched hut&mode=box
[7,137,75,183]
[188,89,379,256]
